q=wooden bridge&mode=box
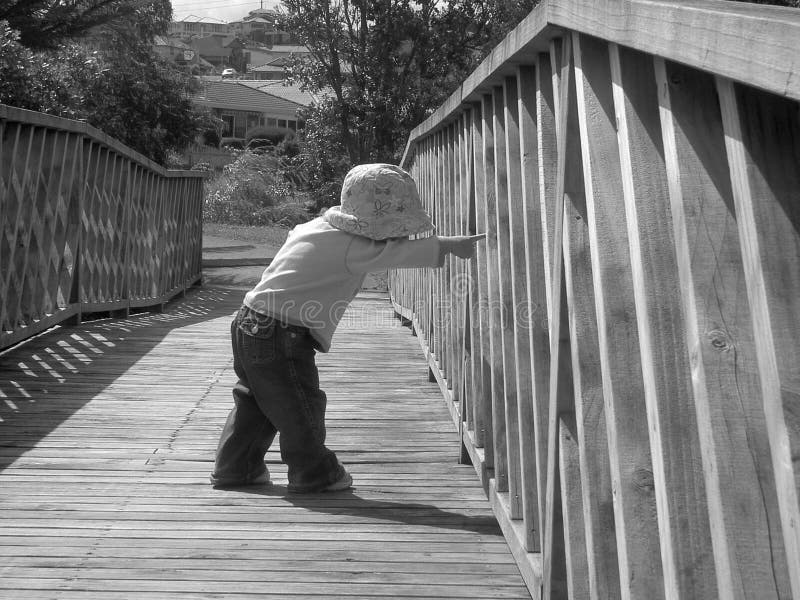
[2,0,800,598]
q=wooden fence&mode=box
[1,105,205,351]
[389,0,800,598]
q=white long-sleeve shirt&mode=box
[243,217,442,352]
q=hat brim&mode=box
[323,206,435,240]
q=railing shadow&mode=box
[233,485,504,537]
[0,283,244,473]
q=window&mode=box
[221,115,234,136]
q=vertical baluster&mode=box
[472,100,493,471]
[655,56,792,600]
[717,74,800,599]
[517,63,548,553]
[611,42,717,599]
[542,36,576,600]
[572,33,663,599]
[483,90,508,494]
[499,75,523,519]
[445,122,456,395]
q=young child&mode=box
[210,163,483,493]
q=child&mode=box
[210,163,483,493]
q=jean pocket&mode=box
[237,309,277,339]
[237,310,278,363]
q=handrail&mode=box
[390,0,800,598]
[1,104,206,351]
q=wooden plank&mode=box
[471,101,494,464]
[0,284,533,600]
[546,0,800,102]
[455,113,468,430]
[497,77,523,519]
[558,32,621,600]
[444,123,456,391]
[558,413,588,599]
[433,130,446,372]
[716,75,800,598]
[518,62,549,554]
[572,32,660,599]
[511,64,544,553]
[611,43,717,599]
[482,91,506,487]
[541,35,576,600]
[656,58,792,600]
[462,110,476,440]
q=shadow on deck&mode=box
[0,267,532,599]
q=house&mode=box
[152,36,200,69]
[192,80,317,142]
[229,8,300,46]
[189,36,245,71]
[249,57,290,80]
[169,16,232,40]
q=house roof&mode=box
[250,57,291,71]
[174,15,229,24]
[193,80,313,113]
[237,81,316,106]
[265,45,309,54]
[153,36,191,49]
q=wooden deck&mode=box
[0,271,532,599]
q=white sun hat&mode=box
[322,163,435,240]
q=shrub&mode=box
[203,149,312,227]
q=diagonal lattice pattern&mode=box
[1,108,204,350]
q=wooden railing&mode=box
[389,0,800,598]
[1,105,205,351]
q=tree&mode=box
[0,0,171,50]
[276,0,536,208]
[0,0,217,165]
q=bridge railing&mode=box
[1,105,205,351]
[389,0,800,597]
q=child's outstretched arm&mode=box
[438,234,486,261]
[345,233,486,273]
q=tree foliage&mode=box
[0,0,172,49]
[281,0,535,164]
[0,0,215,165]
[277,0,536,208]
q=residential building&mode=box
[229,8,300,46]
[190,36,247,71]
[192,80,317,142]
[169,16,232,40]
[249,57,290,80]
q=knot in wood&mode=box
[707,329,732,352]
[632,467,655,492]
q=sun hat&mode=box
[322,163,435,240]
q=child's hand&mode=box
[441,234,486,259]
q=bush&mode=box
[203,149,312,227]
[246,126,292,146]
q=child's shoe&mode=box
[209,469,270,488]
[288,464,352,493]
[322,468,353,491]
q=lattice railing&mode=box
[1,105,204,350]
[390,0,800,598]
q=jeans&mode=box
[212,305,343,491]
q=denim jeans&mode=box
[212,305,343,491]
